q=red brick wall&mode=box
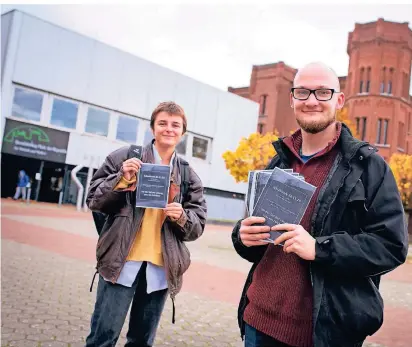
[230,62,299,136]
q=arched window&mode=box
[359,67,365,93]
[380,67,386,94]
[366,67,371,93]
[387,68,394,94]
[260,94,268,116]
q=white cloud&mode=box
[1,3,411,92]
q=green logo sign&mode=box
[4,125,50,143]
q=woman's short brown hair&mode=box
[150,101,187,133]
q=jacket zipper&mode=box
[311,154,342,232]
[317,143,367,237]
[319,167,351,237]
[309,157,342,287]
[308,154,342,287]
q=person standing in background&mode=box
[13,170,29,200]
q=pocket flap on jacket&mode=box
[348,179,366,203]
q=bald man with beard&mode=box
[231,62,408,347]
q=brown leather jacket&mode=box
[86,142,207,303]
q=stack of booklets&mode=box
[245,167,316,244]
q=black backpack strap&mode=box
[127,145,143,207]
[127,145,143,160]
[179,160,190,203]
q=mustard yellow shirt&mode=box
[115,176,164,266]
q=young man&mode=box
[85,101,207,347]
[232,62,408,347]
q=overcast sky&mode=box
[1,3,411,92]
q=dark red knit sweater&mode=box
[244,123,342,347]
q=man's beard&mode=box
[296,112,335,134]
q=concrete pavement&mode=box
[1,199,412,347]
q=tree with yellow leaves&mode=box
[222,132,279,183]
[336,107,357,138]
[389,153,412,209]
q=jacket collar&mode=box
[273,122,372,165]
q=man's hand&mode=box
[239,217,271,247]
[122,158,142,180]
[272,224,316,260]
[165,203,184,221]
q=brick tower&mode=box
[345,18,412,160]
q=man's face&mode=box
[152,112,184,148]
[290,65,345,134]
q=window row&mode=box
[359,67,371,94]
[359,66,393,94]
[12,87,137,142]
[355,116,389,145]
[358,66,410,97]
[356,116,412,152]
[376,118,389,145]
[10,86,211,160]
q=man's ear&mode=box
[289,92,294,108]
[337,92,345,109]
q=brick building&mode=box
[228,18,412,160]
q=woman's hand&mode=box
[164,203,184,221]
[122,158,142,180]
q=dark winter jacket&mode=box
[86,142,207,304]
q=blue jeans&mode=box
[245,323,292,347]
[85,262,168,347]
[13,186,26,200]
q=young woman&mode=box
[85,101,207,347]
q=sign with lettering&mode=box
[2,119,69,163]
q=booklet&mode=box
[135,164,171,209]
[245,171,255,216]
[251,167,316,245]
[250,170,272,214]
[245,168,296,216]
[291,172,306,181]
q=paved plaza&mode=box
[1,199,412,347]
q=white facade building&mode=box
[1,10,259,221]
